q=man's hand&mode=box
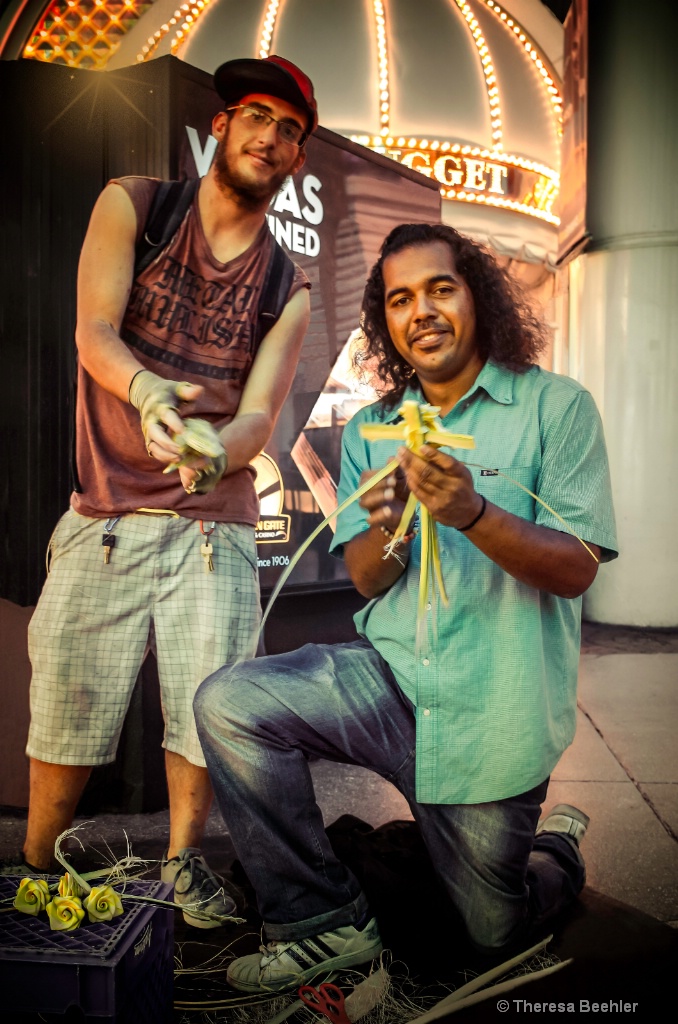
[149,444,226,493]
[398,444,483,530]
[358,465,413,535]
[178,455,228,495]
[168,418,228,495]
[399,443,601,598]
[144,413,228,495]
[344,464,414,599]
[129,370,203,457]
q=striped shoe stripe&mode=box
[283,937,338,970]
[284,944,323,969]
[306,936,339,959]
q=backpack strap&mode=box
[134,178,200,276]
[254,239,295,353]
[69,370,81,493]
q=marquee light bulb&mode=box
[257,0,282,58]
[454,0,504,149]
[372,0,391,135]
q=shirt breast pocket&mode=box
[470,464,539,522]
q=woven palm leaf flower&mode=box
[58,872,84,899]
[84,885,124,923]
[45,895,85,932]
[13,877,50,916]
[163,417,225,472]
[359,400,475,618]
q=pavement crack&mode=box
[576,700,678,843]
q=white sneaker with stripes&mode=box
[227,915,383,993]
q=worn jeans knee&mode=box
[194,659,257,732]
[411,778,584,953]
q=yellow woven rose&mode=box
[83,885,124,923]
[58,873,84,899]
[46,895,85,932]
[13,877,50,916]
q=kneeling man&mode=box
[194,223,618,992]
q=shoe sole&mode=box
[227,938,384,993]
[177,891,238,929]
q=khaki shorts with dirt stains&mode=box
[27,508,260,768]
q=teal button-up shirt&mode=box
[331,362,618,805]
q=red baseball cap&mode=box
[214,55,318,136]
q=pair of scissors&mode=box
[297,982,351,1024]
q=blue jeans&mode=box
[194,640,584,950]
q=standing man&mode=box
[14,56,317,928]
[194,223,618,985]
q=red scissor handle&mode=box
[298,982,351,1024]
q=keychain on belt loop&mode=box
[199,521,216,573]
[102,515,122,565]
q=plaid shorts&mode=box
[27,508,260,767]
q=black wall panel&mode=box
[1,59,104,605]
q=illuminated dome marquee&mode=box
[4,0,564,260]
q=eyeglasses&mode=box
[226,104,307,147]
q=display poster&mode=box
[557,0,588,263]
[177,83,442,593]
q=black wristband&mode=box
[457,495,486,532]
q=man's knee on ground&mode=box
[193,658,261,733]
[460,896,529,958]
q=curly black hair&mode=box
[357,223,547,408]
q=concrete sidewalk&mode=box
[1,623,677,927]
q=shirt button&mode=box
[426,603,432,611]
[423,708,431,716]
[422,658,430,666]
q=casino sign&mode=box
[2,0,564,241]
[357,140,558,224]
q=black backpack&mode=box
[71,178,295,492]
[135,178,295,350]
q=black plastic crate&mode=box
[0,877,174,1022]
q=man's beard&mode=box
[213,129,289,212]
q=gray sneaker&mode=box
[227,915,383,993]
[536,804,590,847]
[161,847,240,929]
